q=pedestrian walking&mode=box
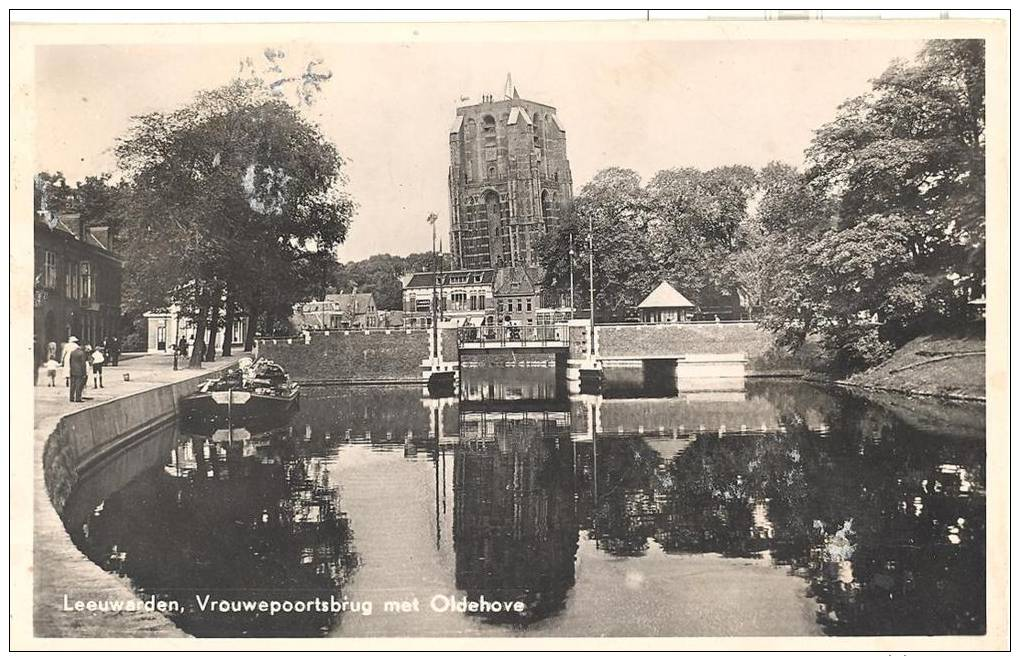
[91,346,106,389]
[61,337,79,388]
[44,355,59,386]
[68,340,86,402]
[178,336,189,358]
[83,345,94,390]
[108,335,121,366]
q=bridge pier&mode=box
[674,353,748,392]
[421,356,459,387]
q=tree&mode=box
[116,73,354,367]
[647,165,758,308]
[807,39,985,291]
[762,40,986,372]
[726,162,834,319]
[539,168,658,320]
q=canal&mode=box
[59,366,985,638]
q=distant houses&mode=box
[399,265,559,328]
[294,292,379,330]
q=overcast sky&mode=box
[35,38,922,262]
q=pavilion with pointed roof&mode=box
[637,281,697,323]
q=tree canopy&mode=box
[763,39,985,371]
[115,73,354,365]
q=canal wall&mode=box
[596,321,774,360]
[257,330,436,384]
[35,362,234,639]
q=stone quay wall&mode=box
[596,322,775,361]
[36,362,234,639]
[257,330,435,384]
[43,370,226,517]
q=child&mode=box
[45,356,59,387]
[91,346,106,389]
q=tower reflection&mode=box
[451,367,579,625]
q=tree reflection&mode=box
[71,425,358,637]
[573,393,985,635]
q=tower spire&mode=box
[503,72,513,100]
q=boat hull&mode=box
[180,388,300,423]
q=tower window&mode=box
[487,166,496,180]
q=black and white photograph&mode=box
[10,11,1009,650]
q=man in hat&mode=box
[65,337,87,402]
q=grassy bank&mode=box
[843,330,986,401]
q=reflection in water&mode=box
[64,367,986,637]
[453,426,577,625]
[66,422,359,637]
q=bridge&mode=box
[424,321,774,389]
[456,325,569,351]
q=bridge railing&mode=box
[457,324,566,347]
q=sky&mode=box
[35,37,923,262]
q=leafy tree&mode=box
[33,171,71,217]
[539,168,658,320]
[116,73,353,366]
[807,39,985,291]
[762,40,986,372]
[726,162,834,319]
[647,165,758,306]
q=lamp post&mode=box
[172,307,181,371]
[427,212,439,359]
[587,214,595,361]
[569,233,575,320]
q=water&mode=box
[62,367,985,638]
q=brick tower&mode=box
[448,76,574,270]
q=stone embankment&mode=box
[33,353,239,638]
[257,330,433,383]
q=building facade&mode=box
[448,82,574,270]
[33,213,123,355]
[143,307,249,353]
[400,269,496,328]
[492,266,543,325]
[637,281,697,323]
[293,293,379,330]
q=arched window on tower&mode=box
[482,115,497,163]
[541,189,553,218]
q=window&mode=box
[470,295,478,311]
[487,166,496,179]
[516,299,523,312]
[415,298,431,312]
[80,261,92,299]
[65,266,79,300]
[43,251,57,289]
[497,300,504,313]
[526,299,532,312]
